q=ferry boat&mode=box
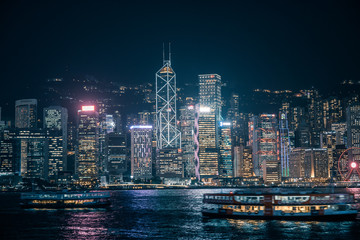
[20,191,111,209]
[202,190,359,221]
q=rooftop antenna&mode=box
[169,42,171,65]
[162,42,165,64]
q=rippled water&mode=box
[1,189,360,239]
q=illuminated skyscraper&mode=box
[198,106,218,179]
[15,99,37,129]
[304,148,329,179]
[219,122,232,177]
[43,106,68,180]
[17,129,48,178]
[252,114,280,182]
[0,139,15,174]
[331,123,347,145]
[199,74,222,119]
[130,125,153,180]
[106,132,128,183]
[233,145,253,178]
[179,105,196,178]
[279,112,290,178]
[76,106,99,185]
[155,48,181,149]
[156,148,183,179]
[320,131,337,177]
[346,103,360,162]
[289,148,306,178]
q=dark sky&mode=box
[1,0,360,97]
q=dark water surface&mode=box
[1,189,360,239]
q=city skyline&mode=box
[2,2,360,239]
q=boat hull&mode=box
[202,210,358,221]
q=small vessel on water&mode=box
[20,191,111,209]
[202,189,359,221]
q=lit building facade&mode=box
[304,148,329,179]
[43,106,68,179]
[106,132,128,183]
[331,123,347,145]
[0,139,15,174]
[198,107,218,179]
[17,129,48,179]
[289,148,306,178]
[199,74,222,119]
[15,99,37,129]
[346,103,360,161]
[252,114,280,182]
[179,105,196,178]
[279,112,290,177]
[219,122,232,177]
[155,53,181,149]
[76,106,99,184]
[156,148,183,179]
[130,125,152,180]
[233,145,253,178]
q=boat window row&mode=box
[204,195,233,200]
[234,196,264,203]
[274,196,310,203]
[222,205,264,212]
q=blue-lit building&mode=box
[279,112,290,178]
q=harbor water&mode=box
[1,188,360,239]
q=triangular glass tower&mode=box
[155,45,181,149]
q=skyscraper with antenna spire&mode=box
[155,43,181,149]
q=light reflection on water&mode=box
[0,189,360,239]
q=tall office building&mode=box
[331,123,347,145]
[252,114,280,182]
[346,103,360,162]
[15,99,37,129]
[156,148,183,179]
[179,105,196,178]
[279,112,290,178]
[304,148,329,179]
[197,106,218,179]
[105,114,115,134]
[17,129,48,179]
[43,106,68,180]
[0,139,15,174]
[289,148,306,178]
[233,145,253,178]
[130,125,153,180]
[219,122,232,177]
[199,74,222,119]
[76,106,99,185]
[320,131,337,177]
[155,50,181,149]
[106,132,128,183]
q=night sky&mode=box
[1,0,360,98]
